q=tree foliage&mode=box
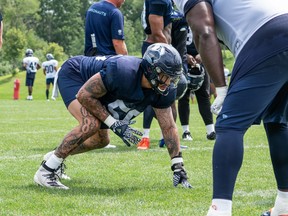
[0,0,147,75]
[4,28,27,65]
[44,42,68,61]
[122,0,145,55]
[37,0,84,54]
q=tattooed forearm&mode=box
[154,107,180,158]
[77,73,110,122]
[163,129,180,157]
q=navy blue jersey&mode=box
[142,0,172,35]
[0,13,2,22]
[84,1,125,56]
[58,55,176,122]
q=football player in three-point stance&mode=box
[34,43,192,190]
[174,0,288,215]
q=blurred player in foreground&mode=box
[174,0,288,215]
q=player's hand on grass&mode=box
[171,153,193,189]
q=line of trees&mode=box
[0,0,145,76]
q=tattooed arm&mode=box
[154,106,192,188]
[77,72,142,146]
[77,73,110,122]
[154,107,181,158]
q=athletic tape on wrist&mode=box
[171,157,183,166]
[215,86,228,96]
[104,115,117,128]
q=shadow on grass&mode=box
[30,146,138,155]
[25,183,140,196]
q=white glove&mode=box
[211,86,228,115]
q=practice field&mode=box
[0,73,275,215]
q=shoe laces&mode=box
[183,131,191,137]
[41,160,67,179]
[43,171,60,182]
[140,138,149,144]
[184,131,191,135]
[57,162,67,176]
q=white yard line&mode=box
[235,189,275,197]
[0,154,43,160]
[0,130,67,135]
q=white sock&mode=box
[142,129,150,138]
[278,190,288,199]
[272,190,288,216]
[45,153,64,170]
[206,124,215,134]
[211,199,232,213]
[182,125,189,132]
[43,150,55,161]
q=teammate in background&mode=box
[174,0,288,215]
[137,0,176,150]
[22,49,41,100]
[84,0,128,56]
[178,28,216,141]
[0,12,3,49]
[42,53,58,101]
[33,43,192,190]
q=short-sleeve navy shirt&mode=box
[143,0,172,35]
[74,55,176,121]
[84,1,125,56]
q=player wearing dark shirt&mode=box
[84,0,127,56]
[34,43,192,190]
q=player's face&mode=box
[157,72,172,92]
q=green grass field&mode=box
[0,70,276,215]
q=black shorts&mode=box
[46,78,55,85]
[25,73,36,86]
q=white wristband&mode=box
[171,157,183,166]
[104,115,117,128]
[215,86,228,97]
